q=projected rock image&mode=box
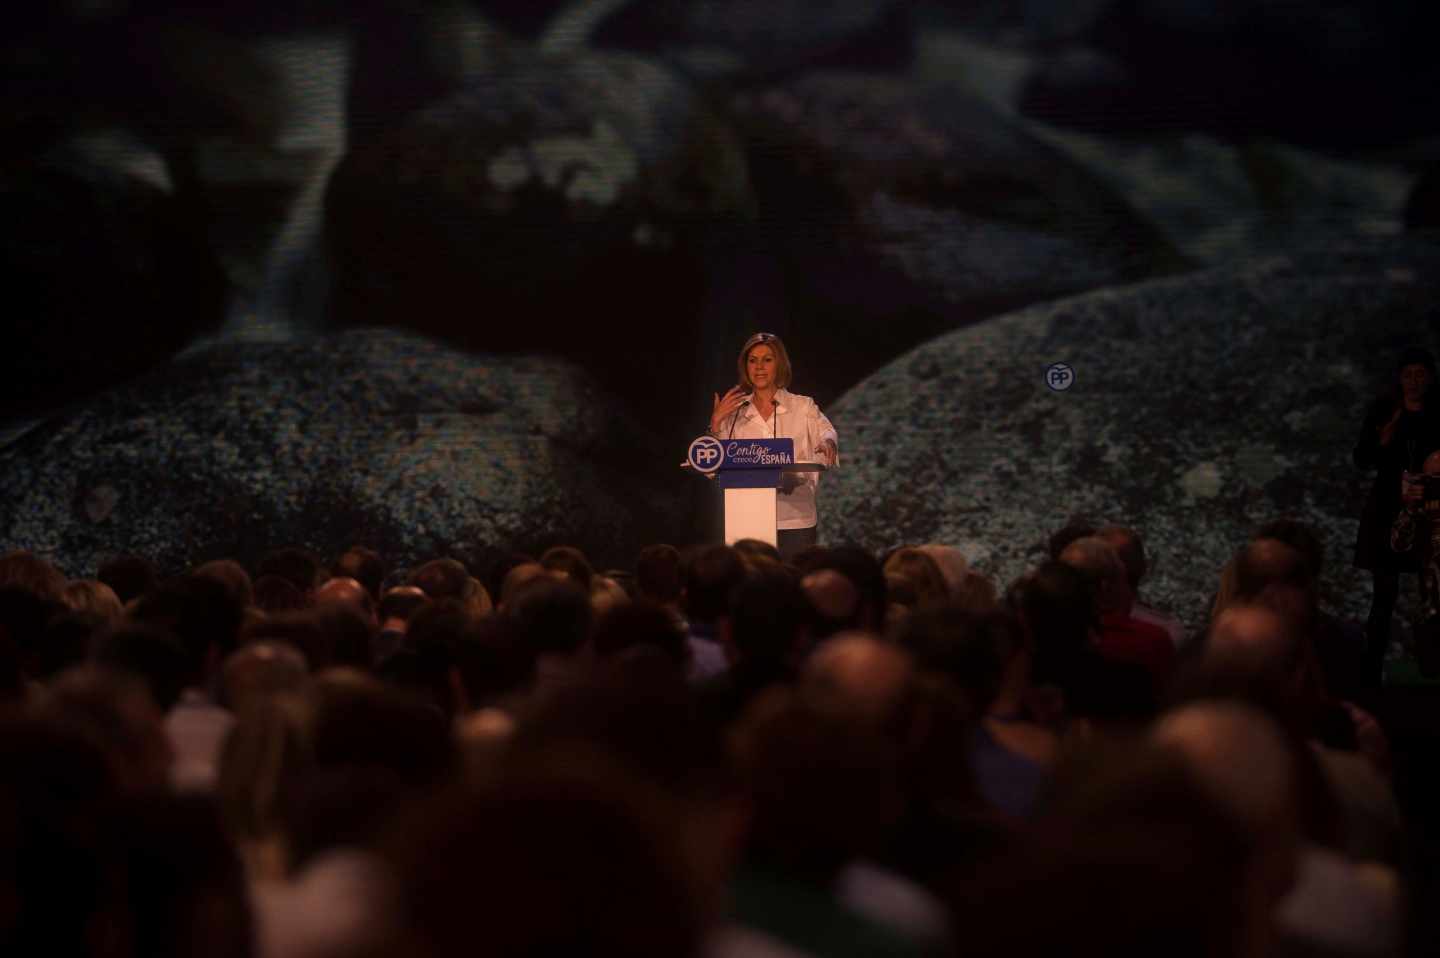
[2,0,1437,640]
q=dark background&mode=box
[3,0,1439,633]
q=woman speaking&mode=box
[710,333,839,560]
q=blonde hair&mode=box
[882,548,950,608]
[953,571,999,613]
[737,332,793,390]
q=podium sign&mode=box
[686,437,814,547]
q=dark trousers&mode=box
[1367,569,1400,682]
[777,526,818,564]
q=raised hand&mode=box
[711,385,747,434]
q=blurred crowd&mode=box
[0,518,1414,957]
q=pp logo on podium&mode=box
[688,436,725,474]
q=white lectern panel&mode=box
[723,487,777,546]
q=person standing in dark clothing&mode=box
[1353,345,1440,683]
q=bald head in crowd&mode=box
[1151,701,1303,921]
[500,562,550,609]
[315,576,375,619]
[222,641,308,713]
[1206,602,1301,677]
[800,633,912,727]
[1153,701,1299,837]
[801,569,862,638]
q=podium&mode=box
[685,437,826,547]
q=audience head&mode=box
[805,546,887,632]
[0,550,66,602]
[1253,520,1325,583]
[319,603,381,671]
[252,574,308,615]
[967,743,1269,958]
[1006,560,1097,675]
[217,690,314,847]
[92,624,189,712]
[108,792,254,958]
[241,610,322,666]
[97,553,160,605]
[485,553,535,608]
[884,573,919,625]
[1095,525,1147,594]
[221,641,308,714]
[1058,536,1131,613]
[635,544,683,605]
[915,543,969,595]
[800,567,863,640]
[409,557,467,601]
[499,561,548,609]
[882,547,950,608]
[382,757,703,958]
[733,538,781,569]
[1208,600,1299,660]
[897,607,1026,715]
[33,612,103,681]
[307,671,454,791]
[539,545,594,592]
[1151,701,1311,928]
[1047,517,1098,560]
[333,546,386,600]
[589,575,629,617]
[376,642,465,725]
[314,575,376,621]
[1183,599,1346,741]
[504,577,593,658]
[953,570,999,613]
[410,558,493,619]
[728,569,810,672]
[191,560,254,611]
[799,633,914,730]
[683,544,747,625]
[1233,538,1313,605]
[0,711,123,953]
[60,579,123,621]
[258,547,324,595]
[37,667,174,792]
[1152,701,1301,846]
[129,574,244,688]
[591,601,688,669]
[731,687,902,879]
[379,585,430,625]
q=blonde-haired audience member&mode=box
[916,544,968,595]
[883,548,950,609]
[953,571,998,613]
